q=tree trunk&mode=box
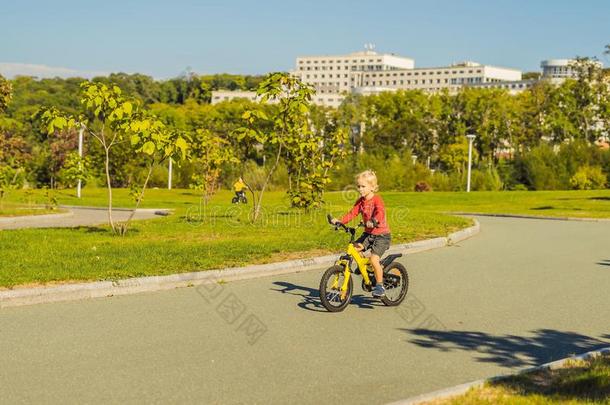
[252,143,283,222]
[122,162,154,235]
[104,146,116,233]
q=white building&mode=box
[212,48,524,107]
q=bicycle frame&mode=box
[334,242,373,294]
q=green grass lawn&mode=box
[426,353,610,404]
[0,187,609,289]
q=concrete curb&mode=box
[386,346,610,405]
[451,211,610,222]
[0,219,479,308]
[0,210,74,225]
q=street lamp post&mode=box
[466,134,476,192]
[77,124,84,198]
[168,158,173,190]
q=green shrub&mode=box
[514,144,567,190]
[570,165,607,190]
[511,183,529,191]
[471,167,503,191]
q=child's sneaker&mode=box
[372,284,385,298]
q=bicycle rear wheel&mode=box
[380,262,409,306]
[319,265,353,312]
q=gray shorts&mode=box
[355,233,391,257]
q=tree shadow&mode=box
[531,206,554,210]
[402,328,610,368]
[271,281,383,312]
[589,197,610,201]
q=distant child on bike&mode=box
[331,170,391,298]
[233,177,248,203]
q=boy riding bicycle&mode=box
[331,170,391,298]
[233,177,248,202]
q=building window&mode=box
[421,72,426,75]
[414,72,419,76]
[393,80,396,85]
[400,80,403,84]
[414,80,418,84]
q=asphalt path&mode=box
[0,206,166,230]
[0,216,608,404]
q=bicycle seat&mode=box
[380,253,402,268]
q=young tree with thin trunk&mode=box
[40,82,189,235]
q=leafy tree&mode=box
[236,72,315,221]
[58,151,90,188]
[286,105,348,209]
[189,128,238,202]
[0,74,12,113]
[40,82,188,234]
[522,72,542,80]
[570,165,607,189]
[439,136,477,173]
[566,57,607,143]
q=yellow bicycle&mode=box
[319,214,409,312]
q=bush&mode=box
[514,144,567,190]
[471,167,503,191]
[570,165,607,190]
[414,181,432,192]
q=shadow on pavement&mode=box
[271,281,384,312]
[596,259,610,267]
[402,328,610,368]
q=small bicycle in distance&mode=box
[231,191,248,204]
[319,214,409,312]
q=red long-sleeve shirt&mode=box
[340,194,390,235]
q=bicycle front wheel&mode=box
[319,265,353,312]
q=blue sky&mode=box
[1,0,608,79]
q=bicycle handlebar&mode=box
[326,214,362,241]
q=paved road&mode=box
[0,206,167,230]
[0,216,608,404]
